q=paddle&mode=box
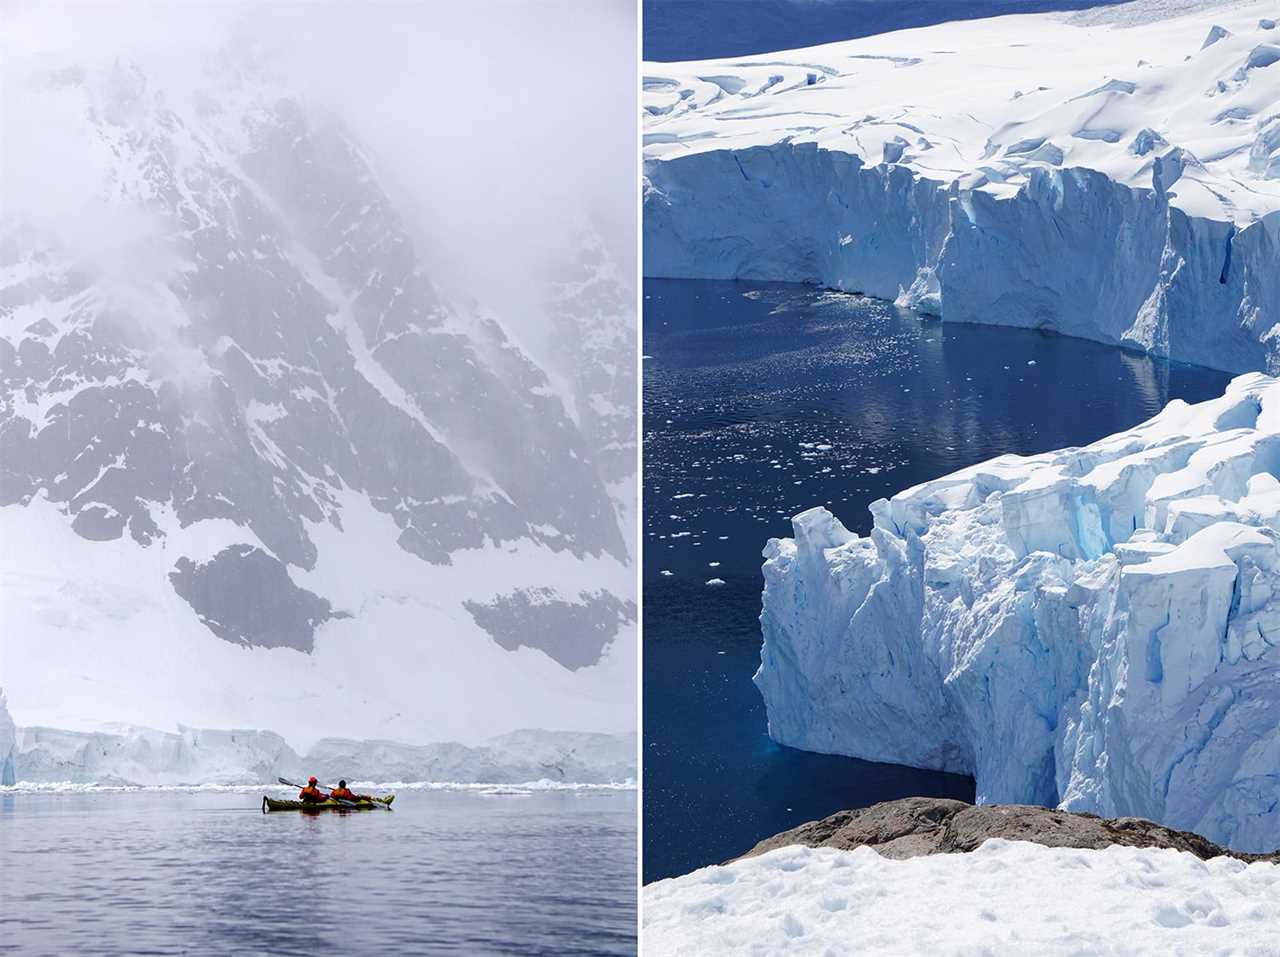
[276,777,389,810]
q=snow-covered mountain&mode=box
[760,372,1280,854]
[643,0,1280,373]
[0,52,635,766]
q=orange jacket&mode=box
[299,785,325,803]
[330,787,356,801]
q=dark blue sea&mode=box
[642,278,1231,883]
[643,0,1131,61]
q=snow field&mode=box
[643,840,1280,956]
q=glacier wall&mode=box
[758,373,1280,853]
[0,690,15,786]
[4,722,637,787]
[644,145,1280,375]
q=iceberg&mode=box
[643,0,1280,374]
[758,373,1280,853]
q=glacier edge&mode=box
[645,145,1280,375]
[758,373,1280,853]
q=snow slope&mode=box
[760,372,1280,853]
[643,0,1280,373]
[0,50,635,764]
[643,840,1280,955]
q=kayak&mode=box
[262,794,395,813]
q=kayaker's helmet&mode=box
[339,780,347,788]
[308,776,318,785]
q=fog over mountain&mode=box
[0,0,637,764]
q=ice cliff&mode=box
[643,0,1280,374]
[0,691,16,786]
[759,373,1280,853]
[6,723,636,787]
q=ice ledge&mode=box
[645,146,1280,374]
[759,373,1280,853]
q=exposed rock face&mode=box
[1,56,630,602]
[741,798,1280,864]
[1,51,635,745]
[169,545,345,651]
[463,588,637,670]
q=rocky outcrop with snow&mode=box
[759,373,1280,854]
[740,797,1279,863]
[643,0,1280,373]
[0,49,635,752]
[6,723,636,787]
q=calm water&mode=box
[642,278,1231,883]
[0,789,636,956]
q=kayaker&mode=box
[330,779,371,802]
[298,776,326,803]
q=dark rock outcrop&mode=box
[740,797,1280,864]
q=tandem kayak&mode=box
[262,794,395,813]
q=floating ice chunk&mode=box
[894,268,941,316]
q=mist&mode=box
[1,0,637,341]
